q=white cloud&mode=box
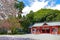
[51,4,60,10]
[30,1,48,12]
[46,4,60,10]
[22,6,31,16]
[22,0,49,16]
[22,0,60,16]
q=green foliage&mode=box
[20,11,34,33]
[18,14,22,19]
[14,1,24,13]
[26,11,34,23]
[33,9,60,22]
[7,16,21,34]
[20,18,30,33]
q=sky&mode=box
[18,0,60,15]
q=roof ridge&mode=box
[32,22,60,27]
[35,21,60,24]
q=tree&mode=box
[14,1,25,34]
[19,11,34,33]
[26,11,34,24]
[7,16,21,34]
[14,1,24,14]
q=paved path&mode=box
[0,34,60,40]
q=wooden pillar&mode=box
[36,27,40,34]
[40,27,42,34]
[58,26,60,34]
[50,26,52,34]
[36,27,38,34]
[55,26,58,34]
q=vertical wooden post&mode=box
[50,26,52,34]
[40,27,42,34]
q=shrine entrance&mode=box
[42,28,50,33]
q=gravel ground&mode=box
[0,34,60,40]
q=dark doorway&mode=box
[46,29,50,33]
[42,28,50,33]
[42,29,45,33]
